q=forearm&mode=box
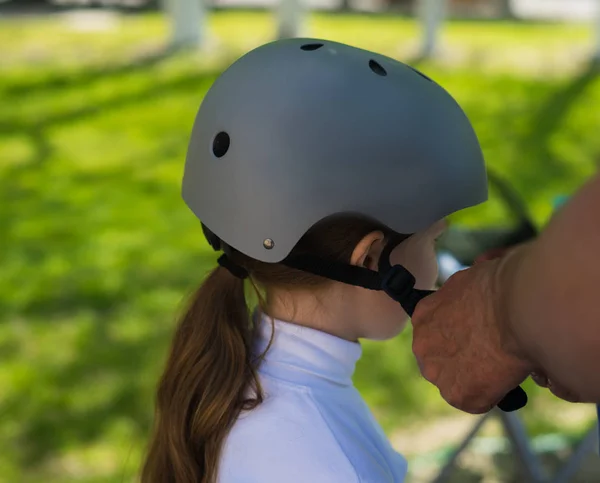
[500,173,600,401]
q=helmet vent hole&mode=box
[408,66,433,82]
[212,132,230,158]
[300,43,324,51]
[368,59,387,76]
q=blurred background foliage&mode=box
[2,3,600,482]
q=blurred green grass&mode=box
[2,10,600,483]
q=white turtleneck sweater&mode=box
[218,317,408,482]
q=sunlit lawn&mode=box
[1,10,599,482]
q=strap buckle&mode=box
[380,265,416,303]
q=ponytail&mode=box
[142,215,392,482]
[141,266,263,483]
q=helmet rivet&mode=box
[263,239,275,250]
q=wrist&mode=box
[492,244,536,370]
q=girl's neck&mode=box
[264,288,360,342]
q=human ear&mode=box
[350,231,385,270]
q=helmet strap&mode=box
[283,235,434,317]
[217,254,249,280]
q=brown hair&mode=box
[141,215,389,483]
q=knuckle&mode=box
[449,267,471,284]
[443,389,465,410]
[420,362,441,384]
[411,335,430,360]
[467,403,493,415]
[412,298,433,321]
[445,384,494,414]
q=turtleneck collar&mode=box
[254,314,362,389]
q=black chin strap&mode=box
[214,232,526,413]
[377,235,436,316]
[283,234,527,413]
[282,235,434,317]
[218,254,249,279]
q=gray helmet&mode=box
[182,38,487,264]
[180,50,530,413]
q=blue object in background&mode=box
[436,251,469,284]
[552,194,571,209]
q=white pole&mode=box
[277,0,305,39]
[164,0,205,49]
[594,0,600,62]
[417,0,446,59]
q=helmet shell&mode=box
[183,38,487,262]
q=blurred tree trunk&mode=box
[339,0,351,12]
[385,0,414,12]
[497,0,514,19]
[163,0,205,49]
[277,0,305,39]
[418,0,446,59]
[594,2,600,62]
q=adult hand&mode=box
[411,249,535,414]
[474,246,514,264]
[530,371,582,403]
[475,246,584,404]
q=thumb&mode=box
[410,290,437,326]
[474,247,509,264]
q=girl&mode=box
[141,38,488,482]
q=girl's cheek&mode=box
[389,238,439,287]
[411,247,439,289]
